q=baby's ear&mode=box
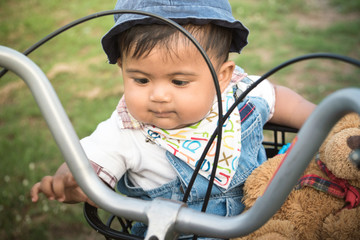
[218,61,235,92]
[117,58,123,68]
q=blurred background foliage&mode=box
[0,0,359,239]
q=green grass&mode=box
[230,0,360,102]
[0,0,359,239]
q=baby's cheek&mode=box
[182,107,210,124]
[126,100,146,120]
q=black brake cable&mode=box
[226,53,360,123]
[184,52,360,215]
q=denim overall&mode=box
[118,92,270,238]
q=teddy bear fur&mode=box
[236,113,360,240]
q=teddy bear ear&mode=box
[330,113,360,134]
[319,113,360,156]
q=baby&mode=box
[31,0,315,237]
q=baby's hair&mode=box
[117,23,232,65]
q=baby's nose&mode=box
[149,86,171,102]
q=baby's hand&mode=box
[30,163,96,206]
[31,173,79,203]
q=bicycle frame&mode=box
[1,45,360,239]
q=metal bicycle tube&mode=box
[1,45,360,238]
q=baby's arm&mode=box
[31,111,128,205]
[269,85,316,129]
[30,162,96,206]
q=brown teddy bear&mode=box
[237,113,360,240]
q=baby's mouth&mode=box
[150,110,174,118]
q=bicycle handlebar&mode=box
[1,45,360,239]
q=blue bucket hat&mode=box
[102,0,250,64]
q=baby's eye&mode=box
[172,79,189,86]
[134,78,149,84]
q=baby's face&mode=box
[120,45,219,130]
